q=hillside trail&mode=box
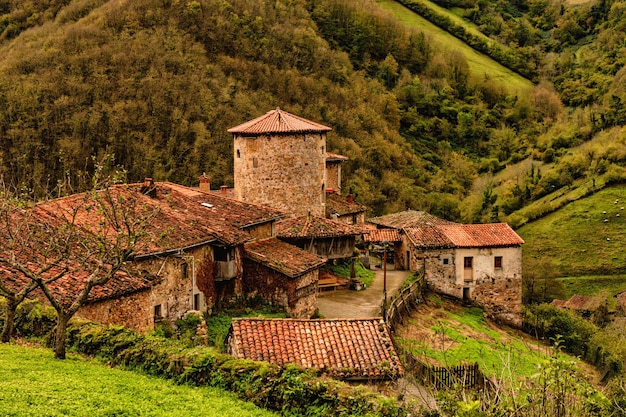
[316,264,411,318]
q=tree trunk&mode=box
[54,312,68,360]
[0,298,17,343]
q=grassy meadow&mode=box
[376,0,534,93]
[518,185,626,304]
[0,344,276,417]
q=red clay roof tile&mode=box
[325,193,367,217]
[244,238,325,278]
[363,228,402,243]
[404,223,524,248]
[228,318,403,380]
[368,210,456,229]
[228,108,331,136]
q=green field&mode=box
[519,186,626,277]
[0,344,276,417]
[376,0,534,94]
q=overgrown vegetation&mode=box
[60,320,407,417]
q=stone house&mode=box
[226,317,403,381]
[6,180,327,332]
[368,211,524,327]
[228,108,367,225]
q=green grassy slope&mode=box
[377,0,534,93]
[518,186,626,300]
[0,344,276,417]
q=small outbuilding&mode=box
[226,317,403,381]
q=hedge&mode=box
[65,320,408,417]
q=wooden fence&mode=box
[381,273,425,329]
[398,346,486,389]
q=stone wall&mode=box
[325,161,342,194]
[234,133,326,217]
[77,244,247,332]
[242,258,318,318]
[244,222,274,239]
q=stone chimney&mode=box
[220,185,228,196]
[199,173,210,193]
[141,178,156,197]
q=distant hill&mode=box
[1,0,626,225]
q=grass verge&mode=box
[0,343,276,417]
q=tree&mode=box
[0,175,157,358]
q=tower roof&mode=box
[228,108,332,136]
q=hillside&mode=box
[518,185,626,302]
[1,0,626,224]
[0,0,558,218]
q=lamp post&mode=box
[382,241,388,318]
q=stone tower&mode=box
[228,108,331,217]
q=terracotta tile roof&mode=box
[276,215,362,238]
[244,238,325,278]
[363,228,402,243]
[325,152,349,162]
[228,108,332,136]
[325,193,367,217]
[0,181,286,305]
[439,223,524,247]
[404,223,524,248]
[551,299,567,308]
[228,318,403,380]
[563,295,605,311]
[38,182,285,256]
[367,210,456,229]
[0,247,153,306]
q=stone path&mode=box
[316,265,411,318]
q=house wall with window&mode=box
[233,132,326,218]
[406,243,522,327]
[77,243,247,332]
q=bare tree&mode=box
[0,177,157,358]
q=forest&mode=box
[1,0,625,223]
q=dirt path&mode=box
[316,266,412,318]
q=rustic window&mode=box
[464,257,473,268]
[442,258,449,265]
[181,262,188,279]
[214,246,234,262]
[154,305,163,322]
[494,256,503,268]
[193,294,200,310]
[236,149,240,158]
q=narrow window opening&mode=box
[494,256,503,269]
[236,149,241,158]
[154,305,163,323]
[253,157,258,168]
[181,262,188,279]
[193,294,200,310]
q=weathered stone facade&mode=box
[234,132,326,217]
[411,245,522,327]
[77,244,247,332]
[242,258,318,318]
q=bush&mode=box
[0,299,57,339]
[523,303,597,357]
